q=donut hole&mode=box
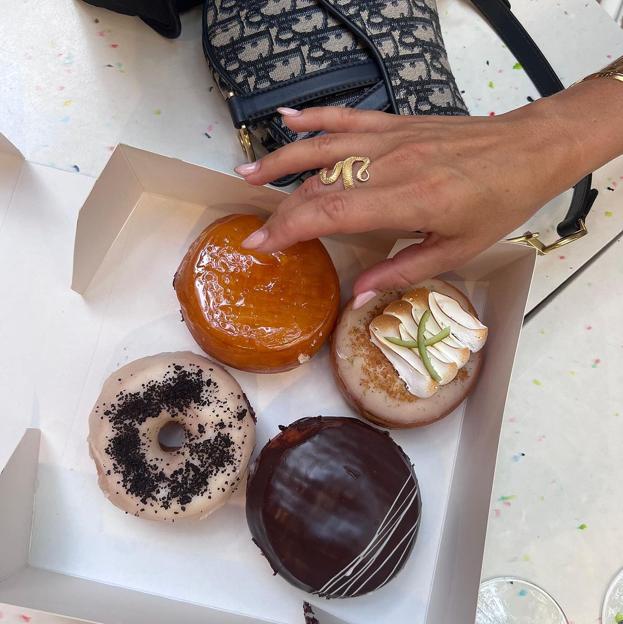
[158,421,186,452]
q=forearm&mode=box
[512,76,623,185]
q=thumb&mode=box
[353,238,463,297]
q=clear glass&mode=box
[603,568,623,624]
[476,577,569,624]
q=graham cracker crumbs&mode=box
[349,301,418,404]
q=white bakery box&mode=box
[0,129,597,624]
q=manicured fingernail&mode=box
[352,290,378,310]
[277,107,302,117]
[241,228,268,249]
[235,161,260,176]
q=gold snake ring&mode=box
[319,156,371,191]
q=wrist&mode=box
[522,79,623,178]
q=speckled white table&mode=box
[1,1,623,623]
[483,235,623,624]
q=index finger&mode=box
[241,188,421,252]
[279,106,404,134]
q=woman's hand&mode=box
[235,80,623,307]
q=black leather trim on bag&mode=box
[471,0,597,237]
[351,82,392,112]
[227,62,384,128]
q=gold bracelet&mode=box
[582,54,623,83]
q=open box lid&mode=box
[0,134,26,233]
[70,144,287,293]
[0,136,97,472]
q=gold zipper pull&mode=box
[238,125,256,163]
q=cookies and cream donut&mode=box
[332,279,487,428]
[246,417,421,598]
[88,351,256,521]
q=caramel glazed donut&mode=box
[88,352,256,521]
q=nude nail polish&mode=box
[241,228,268,249]
[277,107,302,117]
[235,161,260,176]
[352,290,378,310]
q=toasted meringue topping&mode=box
[428,292,488,353]
[369,316,438,398]
[369,288,488,398]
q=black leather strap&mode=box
[469,0,597,236]
[227,61,383,128]
[351,81,392,113]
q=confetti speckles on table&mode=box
[58,52,74,66]
[0,608,117,623]
[532,379,542,386]
[104,62,125,73]
[483,230,623,624]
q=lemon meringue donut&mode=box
[332,279,487,428]
[88,351,256,521]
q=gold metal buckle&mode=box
[226,91,256,163]
[238,125,256,162]
[506,219,587,255]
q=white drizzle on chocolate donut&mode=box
[314,474,420,599]
[88,351,255,521]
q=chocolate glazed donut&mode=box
[246,417,422,599]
